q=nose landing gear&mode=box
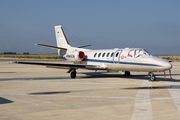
[149,72,156,81]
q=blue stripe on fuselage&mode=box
[83,59,161,67]
[83,59,113,63]
[119,62,160,66]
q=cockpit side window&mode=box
[144,49,151,56]
[128,49,134,58]
[135,49,151,58]
[135,49,143,57]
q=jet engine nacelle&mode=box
[64,51,85,62]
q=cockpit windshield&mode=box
[134,49,151,58]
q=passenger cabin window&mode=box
[98,53,101,57]
[106,52,110,57]
[94,53,97,57]
[111,52,114,57]
[102,53,106,57]
[116,52,119,57]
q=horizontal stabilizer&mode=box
[35,44,67,50]
[78,44,91,48]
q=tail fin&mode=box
[55,25,72,56]
[55,25,71,48]
[54,25,88,56]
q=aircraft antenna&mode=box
[63,27,91,48]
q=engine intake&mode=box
[65,51,85,62]
[78,51,85,59]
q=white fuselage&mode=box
[62,48,172,72]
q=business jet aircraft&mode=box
[10,25,172,81]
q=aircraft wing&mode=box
[9,61,106,70]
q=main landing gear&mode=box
[70,71,76,79]
[149,72,156,81]
[124,71,131,76]
[67,68,77,79]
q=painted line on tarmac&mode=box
[131,80,153,120]
[167,82,180,113]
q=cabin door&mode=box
[113,50,122,64]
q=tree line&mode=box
[0,52,29,55]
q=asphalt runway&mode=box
[0,61,180,120]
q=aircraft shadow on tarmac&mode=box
[29,88,125,95]
[25,73,180,95]
[124,85,180,90]
[30,91,72,95]
[29,84,180,95]
[29,84,180,96]
[0,72,179,82]
[0,72,16,73]
[77,72,180,82]
[29,89,103,95]
[0,97,13,104]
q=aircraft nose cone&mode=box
[157,59,172,70]
[151,57,172,71]
[163,61,172,70]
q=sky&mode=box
[0,0,180,55]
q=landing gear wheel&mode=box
[150,72,156,81]
[124,71,130,76]
[70,71,76,79]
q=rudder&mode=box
[55,25,71,55]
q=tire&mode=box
[71,72,76,79]
[124,71,130,76]
[150,74,156,81]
